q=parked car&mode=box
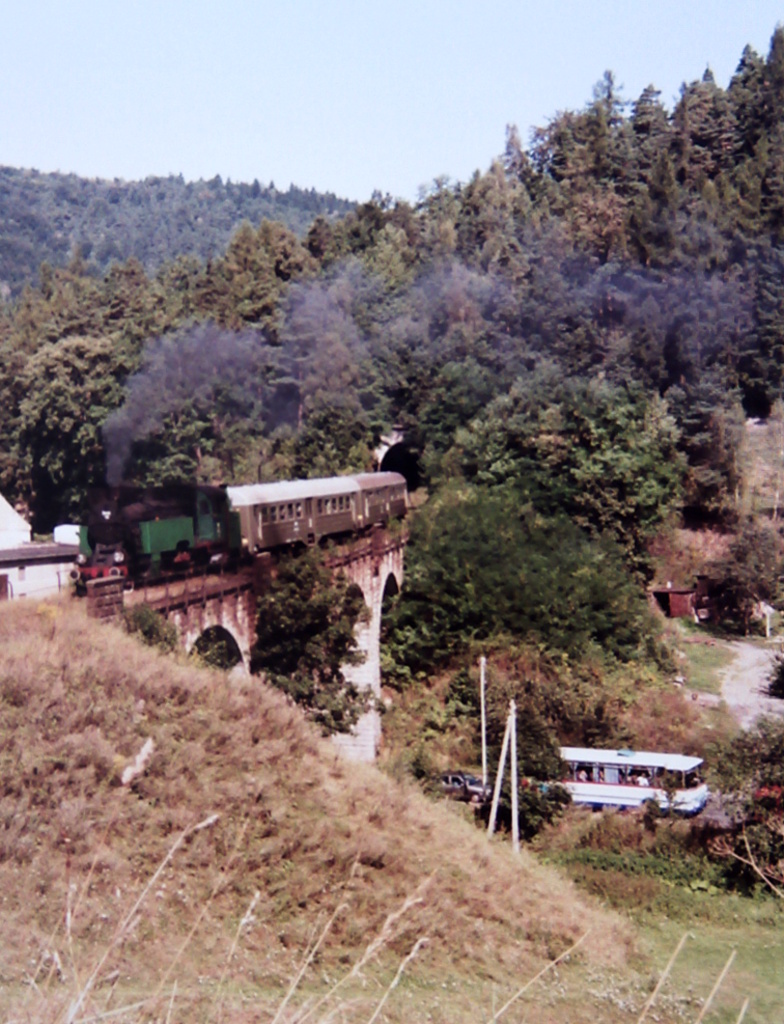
[440,772,492,804]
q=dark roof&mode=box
[0,543,78,566]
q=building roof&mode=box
[0,542,78,566]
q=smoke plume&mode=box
[102,322,276,484]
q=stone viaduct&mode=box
[90,525,405,762]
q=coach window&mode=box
[270,506,277,523]
[288,503,294,519]
[261,507,269,523]
[295,502,302,518]
[317,499,323,514]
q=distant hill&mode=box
[0,165,355,296]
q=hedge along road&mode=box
[720,640,784,729]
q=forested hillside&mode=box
[4,28,784,757]
[0,167,355,296]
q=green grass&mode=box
[538,807,784,1024]
[639,913,784,1024]
[675,625,736,695]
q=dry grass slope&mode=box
[0,599,638,1023]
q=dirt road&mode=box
[719,640,784,729]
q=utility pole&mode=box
[487,700,520,853]
[487,709,511,838]
[480,656,487,787]
[510,699,519,853]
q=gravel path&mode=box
[719,640,784,729]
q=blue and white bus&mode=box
[560,746,709,814]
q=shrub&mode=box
[768,654,784,698]
[123,604,178,653]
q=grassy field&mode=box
[675,625,736,695]
[2,597,783,1022]
[639,913,784,1024]
[535,806,784,1024]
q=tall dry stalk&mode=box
[60,812,219,1024]
[636,931,690,1024]
[487,930,590,1023]
[270,903,348,1024]
[293,873,433,1024]
[213,890,261,1024]
[364,936,428,1024]
[693,949,736,1024]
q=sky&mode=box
[2,1,782,203]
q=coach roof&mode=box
[227,476,359,508]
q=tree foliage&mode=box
[384,486,657,681]
[251,549,369,734]
[454,379,684,575]
[707,518,781,631]
[710,718,784,892]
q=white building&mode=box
[0,493,31,548]
[0,494,78,601]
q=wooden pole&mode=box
[694,950,736,1024]
[636,932,689,1024]
[510,700,519,853]
[480,656,488,787]
[487,710,512,838]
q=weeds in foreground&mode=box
[18,819,581,1024]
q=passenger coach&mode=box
[227,472,407,553]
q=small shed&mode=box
[0,494,31,548]
[650,585,696,619]
[650,576,714,621]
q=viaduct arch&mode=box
[91,525,406,762]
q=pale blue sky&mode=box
[2,1,782,202]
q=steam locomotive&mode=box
[71,472,407,588]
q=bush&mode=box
[123,604,178,653]
[768,654,784,698]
